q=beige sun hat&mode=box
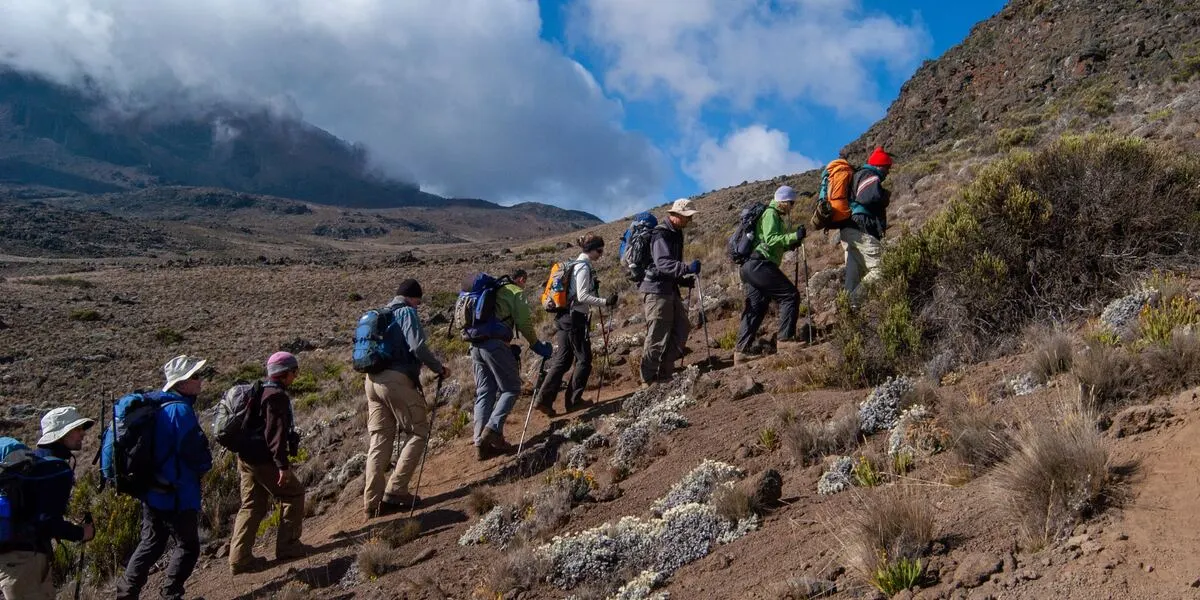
[37,406,95,446]
[668,198,699,217]
[162,355,208,392]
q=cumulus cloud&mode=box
[0,0,667,219]
[684,125,819,191]
[572,0,930,119]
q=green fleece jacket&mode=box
[753,200,799,265]
[496,282,538,346]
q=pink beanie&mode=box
[266,351,299,377]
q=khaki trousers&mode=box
[228,459,306,566]
[0,551,53,600]
[364,369,431,514]
[639,293,690,384]
[840,227,883,299]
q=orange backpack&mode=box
[810,158,855,230]
[539,261,576,313]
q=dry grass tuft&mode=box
[943,398,1011,476]
[993,400,1110,548]
[841,487,935,593]
[484,546,550,597]
[900,379,940,410]
[784,405,860,465]
[1141,330,1200,395]
[467,486,499,517]
[374,518,422,548]
[277,582,311,600]
[1029,331,1074,383]
[712,484,758,521]
[1073,342,1141,411]
[357,539,397,580]
[768,576,836,599]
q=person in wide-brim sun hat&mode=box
[161,354,208,392]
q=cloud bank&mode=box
[685,125,820,191]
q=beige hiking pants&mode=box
[840,227,883,299]
[363,369,431,515]
[228,459,306,566]
[0,551,53,600]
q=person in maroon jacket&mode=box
[227,352,312,575]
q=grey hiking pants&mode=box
[471,338,523,443]
[116,506,200,600]
[639,293,690,384]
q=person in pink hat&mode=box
[227,351,311,575]
[840,146,894,301]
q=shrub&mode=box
[375,518,422,547]
[758,428,780,452]
[1029,331,1074,383]
[840,135,1200,376]
[357,540,396,580]
[716,329,737,351]
[944,401,1011,476]
[850,455,884,488]
[201,451,242,537]
[56,472,141,582]
[1138,295,1200,346]
[783,406,861,466]
[993,401,1110,547]
[996,126,1039,149]
[842,488,935,593]
[467,486,499,517]
[1141,331,1200,395]
[154,327,185,345]
[711,485,758,522]
[1073,343,1140,411]
[68,309,102,322]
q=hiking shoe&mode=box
[565,400,593,413]
[230,556,269,575]
[383,492,420,508]
[534,403,557,418]
[481,428,516,453]
[734,351,765,366]
[276,543,317,561]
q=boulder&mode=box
[952,553,1003,589]
[750,469,783,508]
[1110,404,1172,437]
[731,376,764,400]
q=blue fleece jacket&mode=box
[143,391,213,512]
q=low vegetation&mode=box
[783,406,860,466]
[841,488,935,595]
[68,309,102,322]
[1028,330,1074,383]
[357,540,397,580]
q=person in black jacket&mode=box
[638,198,700,385]
[840,146,892,300]
[0,407,95,600]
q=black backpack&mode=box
[100,393,180,498]
[212,381,266,453]
[619,211,659,283]
[727,203,771,264]
[0,437,72,545]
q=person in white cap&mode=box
[0,409,95,600]
[638,198,701,385]
[116,355,213,600]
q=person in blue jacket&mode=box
[115,355,213,600]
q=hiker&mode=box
[535,234,617,415]
[229,352,311,574]
[362,279,452,518]
[0,409,95,600]
[639,199,700,385]
[116,356,214,600]
[734,186,807,363]
[841,146,892,300]
[468,270,553,460]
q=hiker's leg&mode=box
[565,311,593,407]
[116,503,170,598]
[659,294,689,380]
[363,371,399,515]
[470,346,498,444]
[159,509,200,600]
[0,551,55,600]
[481,339,523,436]
[855,232,884,296]
[640,294,671,383]
[387,372,430,498]
[840,227,866,296]
[248,462,306,557]
[757,260,800,340]
[736,261,771,352]
[229,459,272,568]
[536,316,574,408]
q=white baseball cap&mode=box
[38,406,95,446]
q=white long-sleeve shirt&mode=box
[571,253,607,314]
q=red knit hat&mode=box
[867,146,893,168]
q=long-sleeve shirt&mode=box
[237,381,296,471]
[754,200,800,265]
[498,282,539,345]
[638,220,689,297]
[383,296,444,378]
[570,253,607,313]
[850,166,890,239]
[30,444,82,553]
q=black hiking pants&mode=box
[115,505,200,600]
[536,310,592,410]
[736,257,799,352]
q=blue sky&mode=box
[2,0,1009,220]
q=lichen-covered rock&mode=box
[750,469,783,507]
[1007,372,1041,397]
[858,376,914,434]
[1100,290,1155,336]
[887,405,947,458]
[321,452,366,488]
[817,456,854,495]
[651,460,744,515]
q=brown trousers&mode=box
[363,369,431,514]
[228,459,305,565]
[0,551,53,600]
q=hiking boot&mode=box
[777,337,805,350]
[480,428,516,454]
[565,400,593,413]
[734,351,765,366]
[230,556,269,575]
[276,543,317,561]
[534,403,557,418]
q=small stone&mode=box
[734,446,751,460]
[1064,534,1089,550]
[1016,569,1040,581]
[731,376,764,400]
[1110,405,1173,437]
[892,590,915,600]
[750,469,783,507]
[1144,564,1155,573]
[1190,577,1200,588]
[953,553,1003,588]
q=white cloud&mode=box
[572,0,930,119]
[684,125,820,191]
[0,0,668,219]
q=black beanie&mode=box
[582,237,605,253]
[396,279,423,298]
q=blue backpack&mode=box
[0,437,71,545]
[619,212,658,283]
[352,307,399,374]
[100,393,179,498]
[456,273,514,344]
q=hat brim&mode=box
[669,209,699,217]
[163,359,208,392]
[36,417,95,446]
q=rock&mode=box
[1015,569,1040,582]
[1143,563,1154,573]
[429,312,449,326]
[734,446,751,460]
[1064,534,1089,550]
[953,553,1003,588]
[731,376,763,400]
[1110,404,1172,437]
[280,337,317,353]
[750,469,783,508]
[1081,540,1104,554]
[0,319,8,330]
[1190,577,1200,588]
[893,590,915,600]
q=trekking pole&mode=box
[517,356,549,456]
[694,274,713,365]
[74,511,92,600]
[801,242,815,344]
[409,376,444,518]
[594,307,611,404]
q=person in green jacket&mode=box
[734,185,807,364]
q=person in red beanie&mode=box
[840,146,893,301]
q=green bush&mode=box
[839,135,1200,379]
[68,309,102,322]
[154,327,185,345]
[202,451,242,538]
[52,473,141,584]
[996,126,1039,149]
[716,329,737,351]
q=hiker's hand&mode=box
[277,469,296,487]
[679,274,696,288]
[532,341,553,359]
[795,224,807,242]
[605,293,618,308]
[81,523,95,542]
[439,366,451,379]
[689,260,701,275]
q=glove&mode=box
[679,274,697,288]
[606,293,618,308]
[795,224,807,242]
[532,340,553,359]
[689,260,702,275]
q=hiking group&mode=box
[0,146,891,599]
